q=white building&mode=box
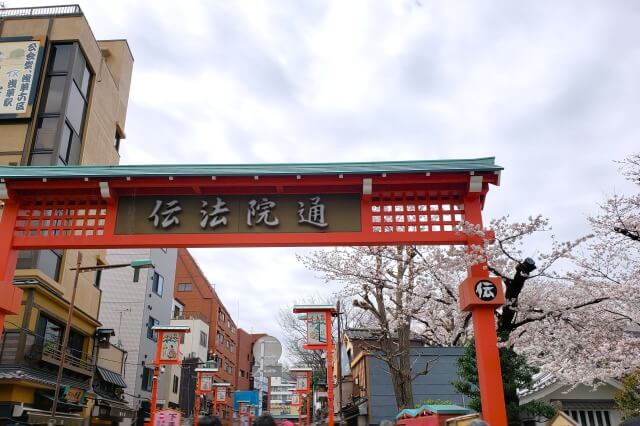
[98,248,178,420]
[519,374,624,426]
[157,299,211,414]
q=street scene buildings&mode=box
[0,3,639,426]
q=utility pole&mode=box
[336,301,343,424]
[49,252,83,425]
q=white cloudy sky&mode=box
[16,0,640,341]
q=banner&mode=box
[307,312,327,345]
[296,376,308,390]
[216,387,226,402]
[201,376,212,391]
[160,332,180,362]
[0,40,42,116]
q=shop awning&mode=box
[96,366,127,388]
[95,396,136,419]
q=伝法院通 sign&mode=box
[115,194,361,234]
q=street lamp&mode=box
[48,252,154,425]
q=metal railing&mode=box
[40,340,94,376]
[0,4,83,18]
[172,310,209,323]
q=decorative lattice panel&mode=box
[14,197,108,237]
[370,192,465,233]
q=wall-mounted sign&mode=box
[160,332,180,362]
[115,194,361,235]
[0,40,42,117]
[154,409,181,426]
[307,312,327,345]
[63,385,84,403]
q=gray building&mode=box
[98,248,177,424]
[339,330,466,425]
[366,348,466,424]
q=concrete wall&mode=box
[99,248,177,408]
[366,347,466,425]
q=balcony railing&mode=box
[0,5,83,18]
[172,310,209,323]
[1,331,94,376]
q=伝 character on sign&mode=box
[148,200,183,229]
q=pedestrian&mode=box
[199,415,222,426]
[254,414,278,426]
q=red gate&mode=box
[0,158,506,426]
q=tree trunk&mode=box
[397,322,414,409]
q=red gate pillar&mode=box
[461,194,507,426]
[0,199,23,337]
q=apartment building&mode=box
[173,248,238,423]
[0,5,133,425]
[161,298,211,417]
[98,248,178,425]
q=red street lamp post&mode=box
[293,305,337,426]
[291,367,312,426]
[148,325,190,425]
[194,368,218,426]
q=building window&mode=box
[177,283,192,292]
[200,331,208,347]
[17,249,63,282]
[230,343,235,353]
[30,43,91,166]
[142,367,153,391]
[147,317,159,341]
[152,272,164,296]
[218,310,225,322]
[172,375,179,394]
[567,410,611,426]
[217,332,224,345]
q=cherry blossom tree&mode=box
[299,153,640,409]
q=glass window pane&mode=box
[51,44,73,73]
[66,83,86,133]
[81,66,91,96]
[43,76,66,114]
[34,118,60,150]
[72,48,86,87]
[37,249,62,281]
[29,153,54,166]
[59,123,71,162]
[66,130,81,165]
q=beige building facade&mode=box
[0,5,133,425]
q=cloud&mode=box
[19,0,640,344]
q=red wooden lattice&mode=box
[14,196,108,238]
[370,192,465,233]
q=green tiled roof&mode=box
[396,404,473,419]
[0,157,501,180]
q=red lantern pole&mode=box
[149,331,163,425]
[306,371,311,426]
[325,310,334,426]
